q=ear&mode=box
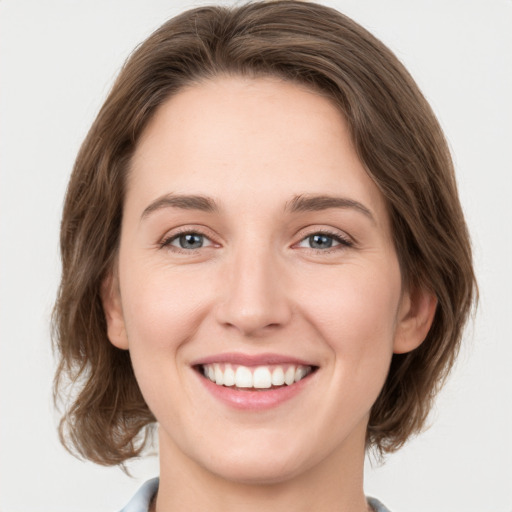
[101,271,129,350]
[393,285,437,354]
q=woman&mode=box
[53,2,476,511]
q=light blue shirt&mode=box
[119,478,391,512]
[119,478,158,512]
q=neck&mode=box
[155,426,369,512]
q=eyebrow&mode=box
[140,192,374,222]
[141,193,218,219]
[285,194,375,222]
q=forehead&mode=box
[128,76,389,227]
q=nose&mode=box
[215,244,292,337]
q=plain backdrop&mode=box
[1,1,511,511]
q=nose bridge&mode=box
[217,234,291,336]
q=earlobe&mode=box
[101,272,129,350]
[393,286,437,354]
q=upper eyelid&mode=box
[294,225,354,242]
[301,232,345,242]
[157,224,354,247]
[159,225,217,242]
[295,232,353,250]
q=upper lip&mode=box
[191,352,317,367]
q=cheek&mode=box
[299,260,402,369]
[117,263,212,412]
[120,259,211,348]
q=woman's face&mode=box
[104,76,425,484]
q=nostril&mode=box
[217,303,292,337]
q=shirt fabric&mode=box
[119,478,391,512]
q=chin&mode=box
[188,431,329,486]
[204,453,310,486]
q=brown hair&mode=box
[53,0,476,465]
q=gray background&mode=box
[1,0,511,511]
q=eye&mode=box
[297,232,352,250]
[163,232,213,250]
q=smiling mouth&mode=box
[197,363,318,390]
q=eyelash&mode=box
[159,228,214,252]
[296,230,354,253]
[159,229,354,253]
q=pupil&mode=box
[180,233,203,249]
[310,234,332,249]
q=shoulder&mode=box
[118,477,159,512]
[117,479,390,512]
[367,496,392,512]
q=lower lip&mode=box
[196,371,315,410]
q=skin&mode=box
[103,76,436,512]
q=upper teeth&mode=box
[202,363,312,389]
